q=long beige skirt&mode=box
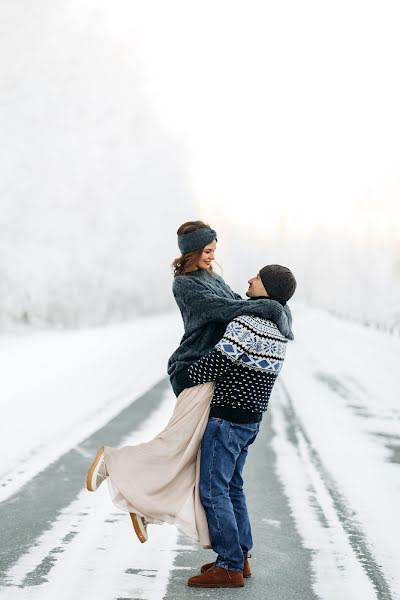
[103,382,215,547]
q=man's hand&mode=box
[175,368,197,391]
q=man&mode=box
[175,264,296,588]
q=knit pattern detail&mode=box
[216,315,286,373]
[187,315,287,414]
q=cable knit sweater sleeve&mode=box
[173,275,293,340]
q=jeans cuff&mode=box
[215,560,243,573]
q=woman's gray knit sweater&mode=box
[167,269,293,396]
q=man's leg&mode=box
[199,418,259,572]
[229,427,259,559]
[199,418,242,571]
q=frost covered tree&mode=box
[0,1,198,330]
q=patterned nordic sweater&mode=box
[175,314,288,423]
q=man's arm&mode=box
[173,276,293,339]
[174,318,247,389]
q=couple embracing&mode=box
[86,220,296,589]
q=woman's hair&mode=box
[172,220,214,277]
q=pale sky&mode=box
[99,0,400,237]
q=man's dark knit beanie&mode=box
[259,265,297,303]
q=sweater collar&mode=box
[249,295,286,307]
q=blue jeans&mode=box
[199,417,260,572]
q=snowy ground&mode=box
[0,304,399,599]
[0,313,180,500]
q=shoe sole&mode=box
[130,513,148,543]
[201,568,250,578]
[201,566,250,578]
[188,583,244,588]
[86,446,105,492]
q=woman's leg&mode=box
[88,383,214,545]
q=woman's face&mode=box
[197,240,217,270]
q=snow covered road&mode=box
[0,306,399,599]
[0,379,181,600]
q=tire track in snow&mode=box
[278,380,393,600]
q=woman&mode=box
[86,221,293,547]
[167,221,293,397]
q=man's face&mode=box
[246,273,268,298]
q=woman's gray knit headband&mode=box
[178,228,218,255]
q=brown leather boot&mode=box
[188,566,244,588]
[201,556,251,578]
